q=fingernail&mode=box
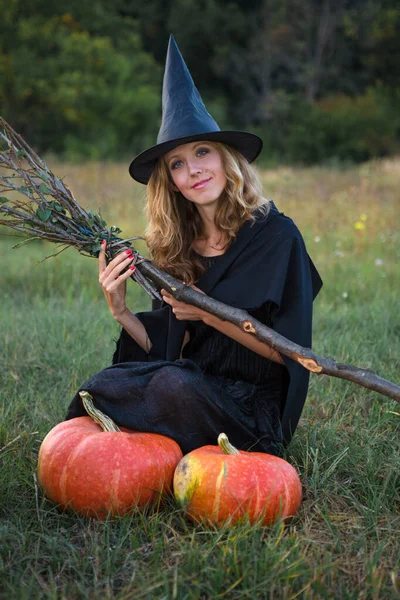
[126,249,133,255]
[102,240,106,247]
[130,265,136,271]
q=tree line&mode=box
[1,0,399,164]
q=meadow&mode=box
[0,158,399,599]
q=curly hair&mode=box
[145,142,270,284]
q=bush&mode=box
[258,88,400,165]
[1,15,161,160]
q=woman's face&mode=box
[164,141,227,209]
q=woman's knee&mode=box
[147,365,200,403]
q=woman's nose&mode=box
[188,160,202,175]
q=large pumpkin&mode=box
[38,392,183,518]
[173,434,302,526]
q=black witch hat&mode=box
[129,35,263,184]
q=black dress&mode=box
[66,253,287,456]
[66,203,322,454]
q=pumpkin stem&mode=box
[217,433,240,455]
[79,391,121,432]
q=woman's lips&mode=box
[192,178,211,190]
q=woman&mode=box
[66,36,322,455]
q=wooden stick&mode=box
[137,261,400,403]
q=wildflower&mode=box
[342,292,348,299]
[314,236,321,243]
[360,214,367,222]
[354,221,365,230]
[375,258,383,267]
[333,249,345,258]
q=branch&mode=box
[136,261,400,404]
[1,117,398,404]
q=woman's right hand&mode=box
[98,241,136,319]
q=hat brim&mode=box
[129,131,263,184]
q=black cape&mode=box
[114,202,322,445]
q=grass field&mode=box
[0,158,399,599]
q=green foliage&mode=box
[0,1,161,158]
[258,87,400,165]
[1,158,399,597]
[0,160,400,600]
[1,0,400,163]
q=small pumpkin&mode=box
[38,391,183,518]
[173,433,302,526]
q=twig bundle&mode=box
[0,117,160,299]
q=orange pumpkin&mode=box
[38,392,183,518]
[173,434,302,526]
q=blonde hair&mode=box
[145,142,270,284]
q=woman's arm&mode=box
[201,312,283,364]
[99,241,152,353]
[161,289,283,365]
[114,308,152,353]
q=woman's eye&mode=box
[197,147,209,157]
[171,160,183,170]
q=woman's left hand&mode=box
[161,287,207,321]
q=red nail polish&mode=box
[102,240,106,247]
[126,249,133,255]
[130,265,136,271]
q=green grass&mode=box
[1,158,399,599]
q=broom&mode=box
[1,117,399,403]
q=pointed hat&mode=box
[129,35,263,184]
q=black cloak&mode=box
[113,202,322,445]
